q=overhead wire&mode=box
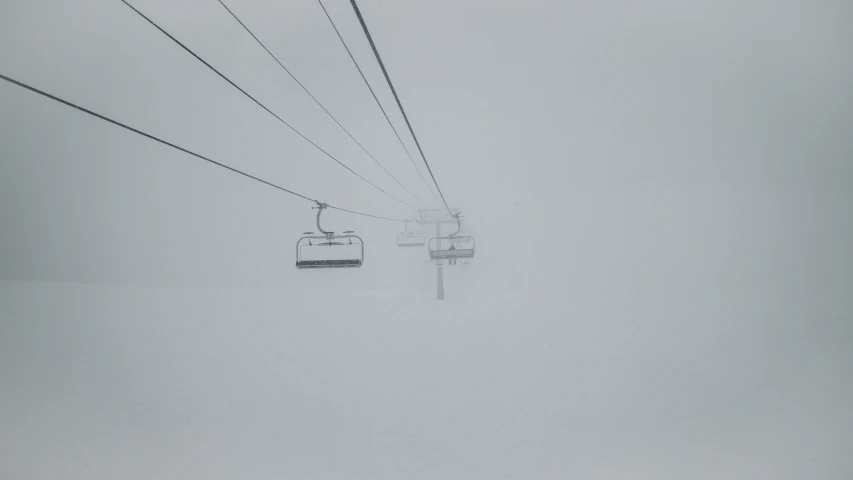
[216,0,426,208]
[119,0,418,210]
[0,73,405,223]
[346,0,453,215]
[327,205,401,222]
[315,0,441,205]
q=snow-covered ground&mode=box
[2,279,851,479]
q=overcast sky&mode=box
[2,0,852,292]
[1,0,852,478]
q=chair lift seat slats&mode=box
[429,248,475,260]
[296,259,363,268]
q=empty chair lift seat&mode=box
[397,233,425,247]
[397,221,425,247]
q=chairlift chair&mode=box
[428,213,475,264]
[397,220,425,247]
[296,203,364,269]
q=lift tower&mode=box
[416,208,461,300]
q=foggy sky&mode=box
[2,0,852,478]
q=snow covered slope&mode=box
[1,280,851,479]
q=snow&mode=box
[2,280,851,479]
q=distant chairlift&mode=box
[296,203,364,269]
[397,220,425,247]
[428,213,475,265]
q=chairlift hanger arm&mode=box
[313,202,333,237]
[450,213,462,237]
[403,219,423,235]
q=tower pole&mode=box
[436,222,444,300]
